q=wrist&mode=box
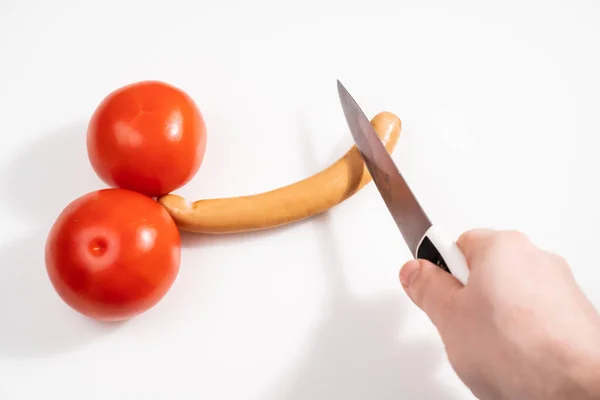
[572,347,600,399]
[561,333,600,399]
[533,317,600,400]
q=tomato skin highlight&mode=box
[86,80,207,197]
[45,188,181,321]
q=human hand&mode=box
[399,229,600,400]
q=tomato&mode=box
[45,188,181,321]
[86,80,207,197]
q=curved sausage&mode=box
[158,111,401,233]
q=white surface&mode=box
[1,0,599,399]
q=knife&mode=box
[336,80,470,285]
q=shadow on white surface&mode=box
[179,217,307,248]
[0,125,122,357]
[260,113,460,399]
[178,111,460,398]
[2,123,104,228]
[0,233,123,358]
[263,211,459,400]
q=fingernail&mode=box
[400,260,421,287]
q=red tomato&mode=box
[86,80,207,197]
[45,188,181,321]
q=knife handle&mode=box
[416,226,470,285]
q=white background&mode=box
[1,0,599,399]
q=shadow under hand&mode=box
[266,215,457,400]
[0,233,123,358]
[1,123,104,229]
[266,112,457,399]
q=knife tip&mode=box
[336,79,348,99]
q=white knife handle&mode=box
[416,226,470,285]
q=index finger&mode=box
[456,228,496,266]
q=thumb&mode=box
[400,259,462,329]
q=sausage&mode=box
[157,111,401,233]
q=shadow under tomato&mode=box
[0,124,123,358]
[0,233,124,358]
[1,123,105,230]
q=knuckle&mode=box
[547,251,570,270]
[409,267,433,308]
[410,276,428,308]
[493,230,529,248]
[456,230,475,248]
[433,293,456,331]
[457,228,490,249]
[501,229,528,241]
[409,266,456,329]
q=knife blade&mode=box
[336,80,470,285]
